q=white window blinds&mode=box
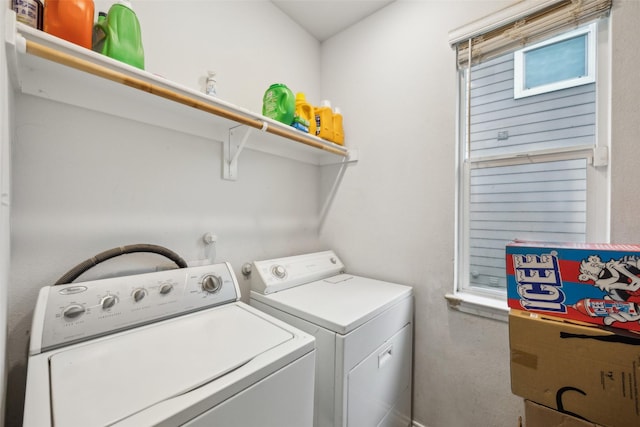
[449,0,612,67]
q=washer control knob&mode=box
[159,283,173,295]
[132,288,147,302]
[100,295,117,310]
[63,304,86,319]
[202,275,222,294]
[271,265,287,279]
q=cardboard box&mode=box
[506,241,640,332]
[509,310,640,427]
[525,400,603,427]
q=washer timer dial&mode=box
[201,275,222,294]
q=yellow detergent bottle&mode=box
[333,107,344,145]
[294,93,315,134]
[315,100,334,142]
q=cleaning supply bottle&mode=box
[44,0,95,49]
[333,107,344,145]
[262,84,295,125]
[97,0,145,69]
[13,0,44,30]
[92,12,107,53]
[293,93,315,134]
[205,71,217,97]
[315,100,335,142]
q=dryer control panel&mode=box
[30,263,240,354]
[251,250,345,295]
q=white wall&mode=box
[318,1,640,427]
[1,3,10,427]
[319,1,519,426]
[610,0,640,243]
[5,2,322,425]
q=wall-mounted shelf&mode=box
[5,15,355,179]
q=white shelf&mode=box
[5,16,354,177]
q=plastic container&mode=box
[44,0,95,49]
[205,71,217,97]
[293,93,315,134]
[315,100,334,142]
[262,84,295,125]
[96,0,145,69]
[92,12,107,53]
[13,0,44,30]
[333,107,344,145]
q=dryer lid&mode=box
[251,274,413,334]
[48,304,294,427]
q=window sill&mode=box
[444,292,509,322]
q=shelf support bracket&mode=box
[223,122,268,181]
[223,122,269,180]
[223,126,252,181]
[318,156,354,232]
[5,10,23,90]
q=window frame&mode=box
[514,23,597,99]
[449,19,611,322]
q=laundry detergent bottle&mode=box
[293,92,315,134]
[44,0,95,49]
[97,0,145,69]
[315,100,335,142]
[333,107,344,145]
[262,84,295,125]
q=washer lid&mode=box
[251,274,413,334]
[48,304,294,427]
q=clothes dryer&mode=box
[249,251,413,427]
[23,262,316,426]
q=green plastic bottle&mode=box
[97,0,144,69]
[262,84,295,125]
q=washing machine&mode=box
[249,250,413,427]
[23,262,316,427]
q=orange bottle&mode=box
[44,0,95,49]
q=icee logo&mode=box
[513,252,566,313]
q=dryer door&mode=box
[346,324,412,427]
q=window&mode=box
[448,0,611,320]
[514,24,596,98]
